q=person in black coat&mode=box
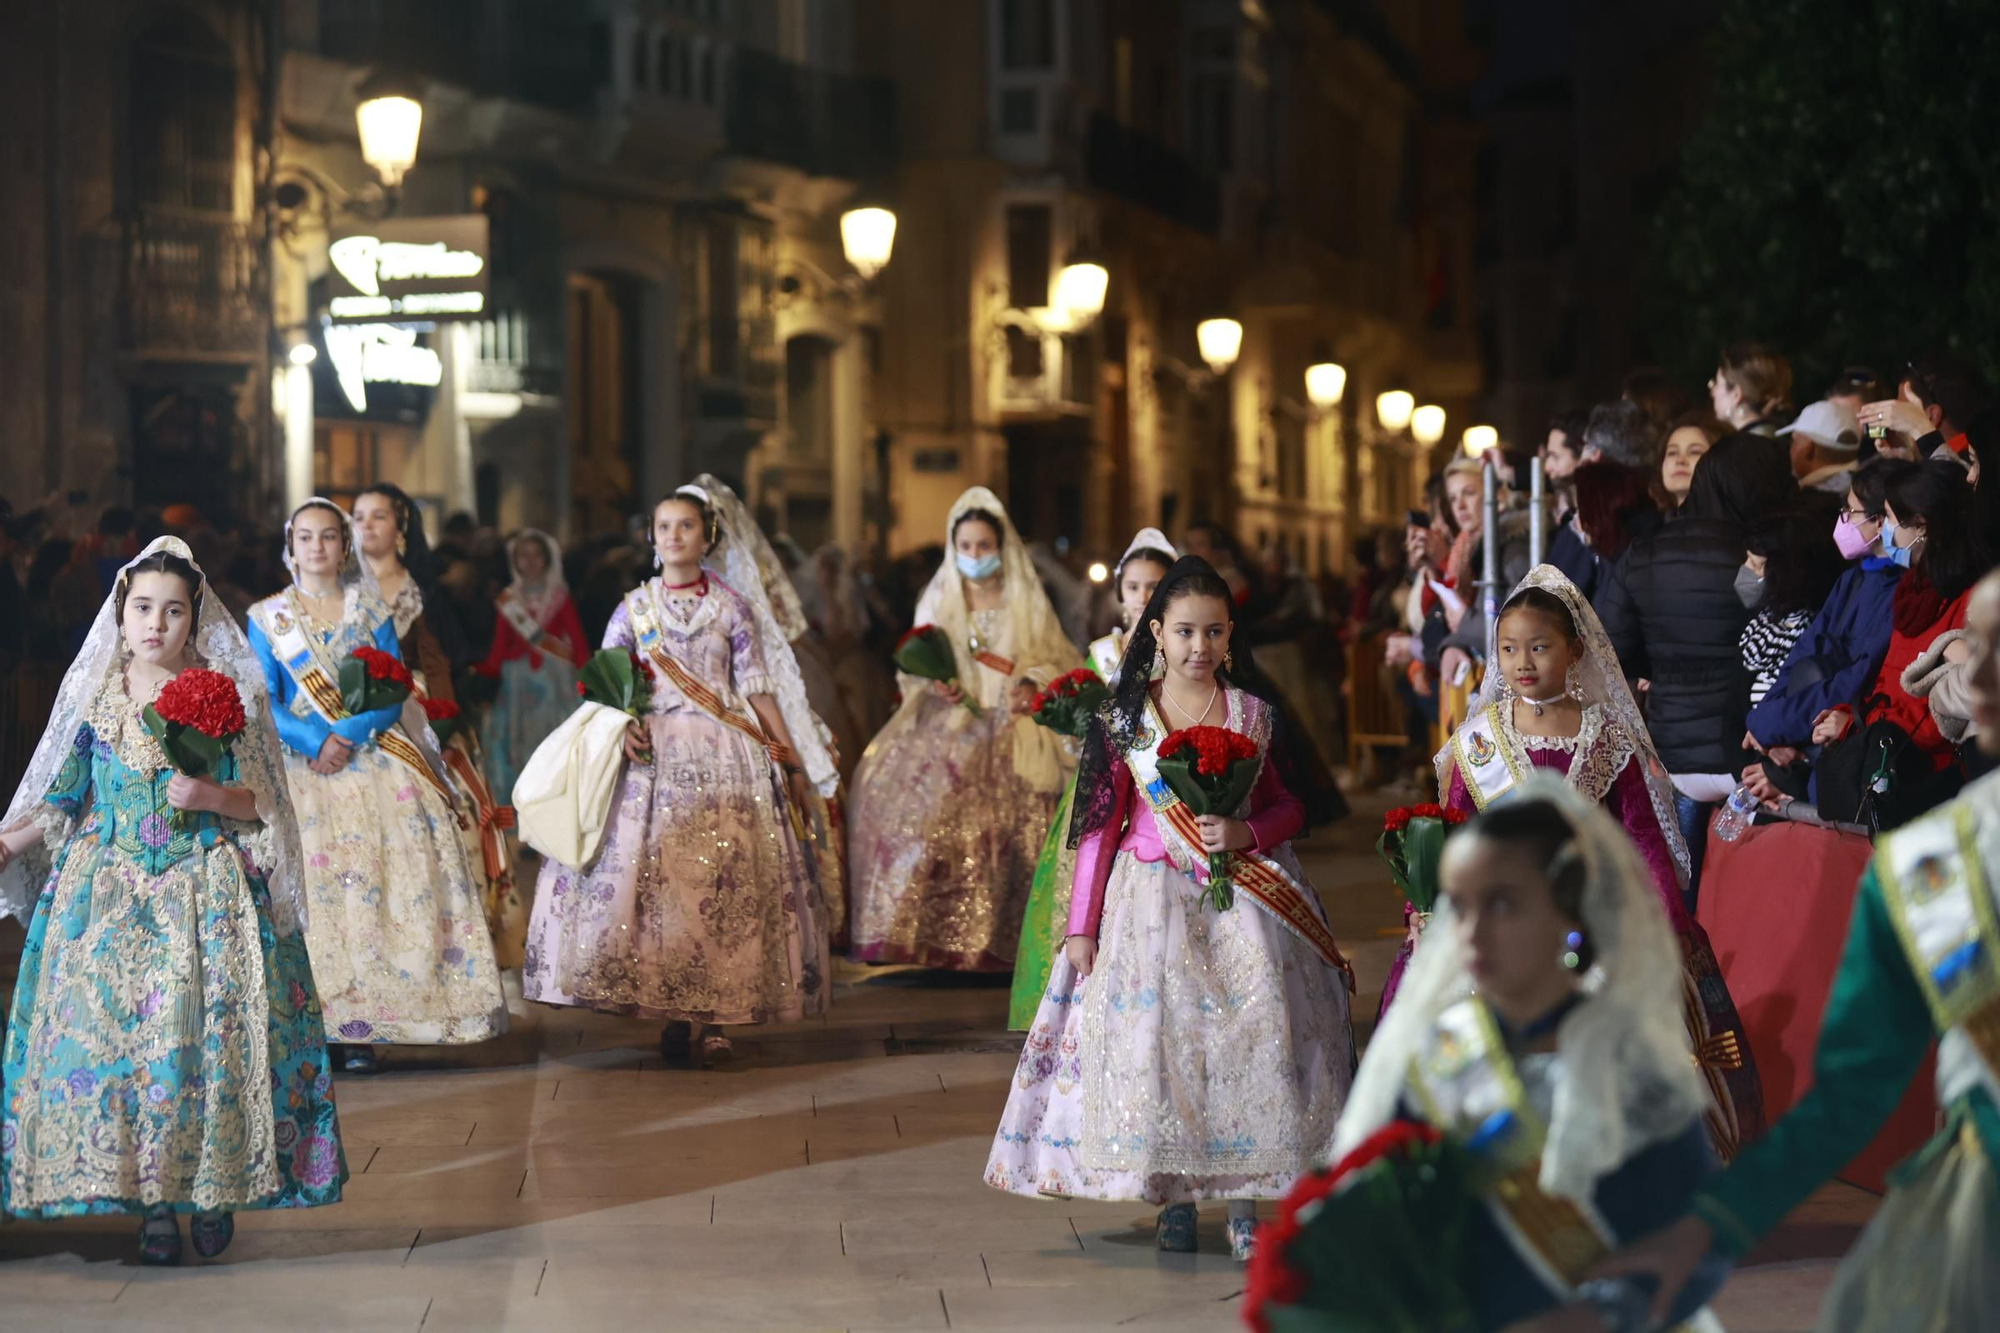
[1597,434,1795,901]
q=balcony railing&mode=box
[1085,112,1221,236]
[725,49,896,182]
[119,213,268,358]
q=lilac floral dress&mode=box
[523,576,828,1025]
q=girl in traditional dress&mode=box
[248,499,507,1072]
[691,476,849,946]
[847,487,1082,970]
[355,485,527,971]
[523,487,828,1063]
[1006,529,1174,1030]
[477,528,588,805]
[985,556,1356,1262]
[0,538,345,1263]
[1426,565,1765,1160]
[1307,777,1728,1332]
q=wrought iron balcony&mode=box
[1084,111,1221,236]
[119,212,268,359]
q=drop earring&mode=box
[1561,930,1586,971]
[1152,642,1165,676]
[1565,661,1583,701]
[395,533,408,558]
[653,548,664,572]
[1224,648,1234,672]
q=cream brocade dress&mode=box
[522,577,829,1025]
[847,607,1059,971]
[250,588,508,1046]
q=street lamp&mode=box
[354,70,426,190]
[840,206,897,280]
[1462,424,1498,456]
[1376,389,1415,433]
[1197,318,1243,376]
[1305,361,1347,408]
[1050,246,1109,331]
[1411,404,1447,447]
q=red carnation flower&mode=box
[1443,806,1469,825]
[422,697,461,723]
[1412,802,1444,819]
[153,668,247,741]
[1383,807,1412,832]
[576,680,589,697]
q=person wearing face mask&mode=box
[1593,566,2000,1333]
[0,539,346,1262]
[1798,465,1991,822]
[846,487,1083,971]
[1743,462,1913,809]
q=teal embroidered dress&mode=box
[2,672,346,1217]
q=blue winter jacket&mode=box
[1745,557,1902,746]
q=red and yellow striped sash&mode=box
[1151,795,1354,987]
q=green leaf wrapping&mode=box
[1375,816,1452,914]
[1029,677,1110,738]
[1259,1136,1478,1332]
[579,648,647,715]
[339,654,412,716]
[143,704,227,779]
[1155,750,1261,911]
[892,625,981,717]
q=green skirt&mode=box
[1008,776,1079,1030]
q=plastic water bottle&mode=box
[1711,786,1760,843]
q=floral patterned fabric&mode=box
[986,696,1354,1201]
[249,591,508,1046]
[848,606,1062,972]
[523,579,828,1025]
[3,675,345,1216]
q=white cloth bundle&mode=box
[512,702,633,868]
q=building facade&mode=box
[859,0,1483,572]
[1,0,279,523]
[267,0,892,548]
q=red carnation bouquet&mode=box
[576,648,656,719]
[1155,725,1261,911]
[1244,1119,1475,1333]
[421,696,464,745]
[1028,667,1109,738]
[893,624,980,716]
[341,644,415,715]
[1377,803,1469,914]
[143,668,249,828]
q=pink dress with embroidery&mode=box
[984,687,1355,1203]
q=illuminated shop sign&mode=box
[325,323,442,413]
[326,215,489,323]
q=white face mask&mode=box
[956,551,1002,580]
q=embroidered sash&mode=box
[623,586,795,769]
[1407,998,1617,1296]
[1879,804,2000,1078]
[496,587,576,667]
[973,647,1017,676]
[1121,701,1352,983]
[1454,704,1526,808]
[258,596,458,809]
